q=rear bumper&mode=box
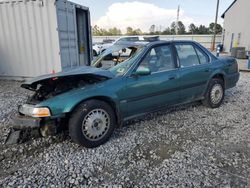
[225,72,240,89]
[12,115,42,129]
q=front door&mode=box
[123,44,181,118]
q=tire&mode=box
[202,78,225,108]
[69,100,116,148]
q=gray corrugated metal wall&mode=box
[0,0,62,77]
[56,0,79,69]
[0,0,92,78]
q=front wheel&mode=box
[202,78,225,108]
[69,100,116,148]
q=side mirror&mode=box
[134,66,151,76]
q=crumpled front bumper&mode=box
[5,116,42,144]
[6,110,61,144]
[11,115,42,129]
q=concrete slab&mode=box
[237,59,250,72]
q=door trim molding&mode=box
[120,81,207,103]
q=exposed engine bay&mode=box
[5,43,143,145]
[22,75,108,104]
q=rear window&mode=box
[176,44,200,67]
[195,47,209,64]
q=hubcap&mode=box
[82,109,110,141]
[210,84,223,104]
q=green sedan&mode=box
[11,41,239,147]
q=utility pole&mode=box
[212,0,220,51]
[176,5,180,35]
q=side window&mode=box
[176,44,200,67]
[195,47,209,64]
[137,45,175,73]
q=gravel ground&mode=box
[0,73,250,187]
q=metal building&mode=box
[0,0,92,78]
[221,0,250,53]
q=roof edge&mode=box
[221,0,237,18]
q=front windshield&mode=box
[91,45,144,76]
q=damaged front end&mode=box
[5,66,114,144]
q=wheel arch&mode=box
[203,72,226,97]
[211,73,226,87]
[68,96,122,127]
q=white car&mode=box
[92,39,115,56]
[92,36,159,56]
[92,42,104,56]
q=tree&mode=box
[209,23,222,34]
[170,21,186,35]
[126,27,142,35]
[126,27,133,35]
[177,21,186,34]
[92,22,218,36]
[133,28,142,35]
[92,25,102,36]
[92,25,122,36]
[149,25,156,34]
[170,22,176,34]
[162,27,171,35]
[107,27,122,36]
[188,23,212,34]
[197,25,209,34]
[188,23,198,34]
[169,21,186,34]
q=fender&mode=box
[201,68,226,97]
[73,95,123,127]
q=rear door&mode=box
[174,42,212,102]
[123,44,181,118]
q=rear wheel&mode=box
[202,78,224,108]
[69,100,116,147]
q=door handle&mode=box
[204,69,210,72]
[169,76,176,80]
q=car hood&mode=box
[21,66,114,90]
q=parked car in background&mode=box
[92,36,159,56]
[92,40,115,56]
[92,42,103,56]
[9,40,239,148]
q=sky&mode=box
[72,0,234,33]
